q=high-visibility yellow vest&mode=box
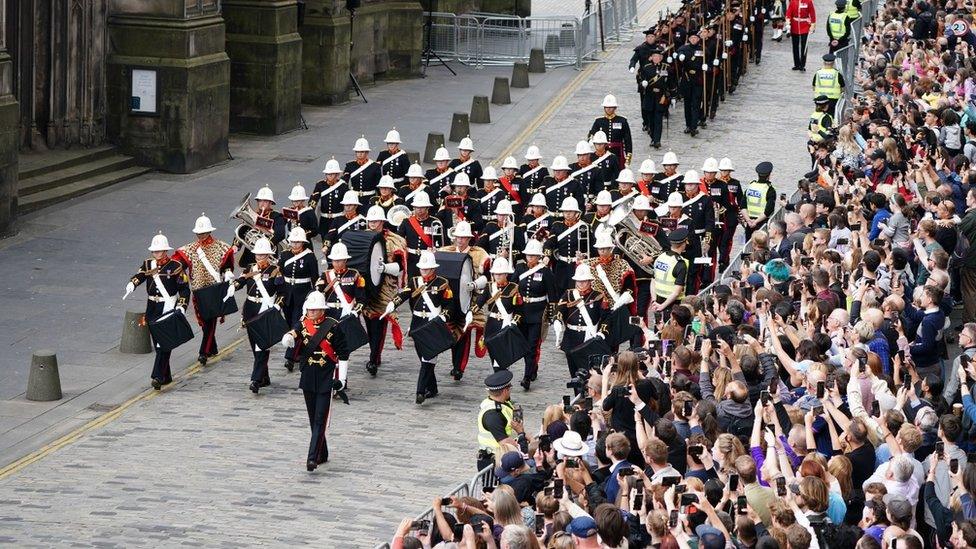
[654,251,687,300]
[845,0,860,20]
[814,68,842,99]
[478,398,514,451]
[809,111,830,142]
[827,12,847,39]
[745,180,771,218]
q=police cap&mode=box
[822,53,836,63]
[485,369,513,391]
[835,0,846,7]
[814,95,830,105]
[755,161,773,175]
[643,26,655,35]
[669,227,690,243]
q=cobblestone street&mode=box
[0,0,834,544]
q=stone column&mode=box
[222,0,303,134]
[299,0,352,105]
[105,1,230,173]
[0,3,18,236]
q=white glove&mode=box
[383,262,401,277]
[594,331,605,340]
[722,53,728,59]
[678,54,686,61]
[473,275,488,290]
[223,271,236,283]
[702,63,708,70]
[743,34,749,41]
[281,333,296,348]
[585,327,598,340]
[749,16,754,22]
[337,360,349,389]
[224,284,236,302]
[629,66,636,73]
[553,321,564,348]
[465,310,474,327]
[724,40,733,47]
[438,314,447,323]
[713,59,720,66]
[124,282,135,297]
[612,291,634,311]
[641,80,649,87]
[384,301,396,315]
[666,56,673,63]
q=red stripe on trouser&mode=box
[457,332,471,373]
[532,334,543,369]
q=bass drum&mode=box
[434,251,474,316]
[341,230,386,291]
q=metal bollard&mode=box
[544,35,560,55]
[423,132,446,163]
[491,77,511,105]
[528,49,546,73]
[120,310,152,354]
[512,63,530,88]
[26,350,63,402]
[470,96,491,124]
[449,113,471,143]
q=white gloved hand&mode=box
[553,320,564,348]
[585,327,598,340]
[702,63,708,70]
[629,66,636,73]
[679,54,686,61]
[666,56,673,63]
[473,275,488,290]
[722,53,728,59]
[223,271,236,282]
[641,80,649,87]
[384,301,396,315]
[594,331,605,340]
[281,333,296,348]
[125,282,135,296]
[725,40,733,47]
[224,284,236,302]
[383,262,401,277]
[465,310,474,327]
[743,34,749,40]
[713,59,720,66]
[612,291,634,311]
[338,360,349,389]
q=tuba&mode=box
[228,192,283,253]
[613,215,663,275]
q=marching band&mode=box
[124,118,777,470]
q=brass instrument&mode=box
[481,213,516,260]
[429,216,445,248]
[605,199,663,276]
[386,204,412,228]
[228,192,282,253]
[576,223,591,262]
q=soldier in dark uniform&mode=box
[680,170,716,293]
[281,291,350,471]
[590,131,621,192]
[344,137,382,212]
[469,258,522,371]
[315,241,366,322]
[478,199,524,264]
[450,137,483,186]
[377,129,410,185]
[498,157,527,211]
[385,251,455,404]
[369,175,406,218]
[425,146,456,199]
[588,94,633,168]
[399,163,436,210]
[552,264,609,381]
[476,166,513,221]
[622,196,659,328]
[240,186,284,268]
[635,159,657,198]
[322,191,366,254]
[638,47,670,148]
[727,5,746,92]
[542,156,585,218]
[569,140,602,206]
[676,32,705,137]
[519,145,549,197]
[513,240,559,390]
[702,25,724,122]
[230,237,284,393]
[546,196,592,290]
[397,193,445,277]
[751,0,765,64]
[436,173,484,235]
[522,194,553,244]
[583,190,614,248]
[311,158,348,244]
[629,27,660,99]
[611,168,640,205]
[708,157,742,272]
[124,233,190,390]
[282,184,319,244]
[653,151,683,204]
[279,227,319,372]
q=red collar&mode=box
[422,274,436,283]
[198,235,214,246]
[156,256,170,265]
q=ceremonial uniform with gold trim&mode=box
[587,150,621,196]
[293,316,350,465]
[545,218,592,290]
[377,149,410,184]
[436,195,484,235]
[363,230,408,372]
[391,274,455,399]
[128,257,190,386]
[396,214,445,277]
[555,288,609,378]
[232,260,284,386]
[322,212,367,252]
[279,247,319,367]
[424,167,455,199]
[173,236,236,361]
[472,281,523,369]
[343,159,382,210]
[589,116,633,168]
[397,181,437,210]
[316,267,366,338]
[441,244,490,379]
[513,261,558,384]
[569,159,604,203]
[311,178,350,242]
[518,164,549,197]
[449,157,483,185]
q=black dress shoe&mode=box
[259,379,271,388]
[450,367,463,381]
[366,362,378,376]
[250,382,259,394]
[318,455,329,465]
[690,129,698,137]
[198,355,208,366]
[151,378,161,390]
[700,121,707,128]
[683,127,691,134]
[306,460,316,472]
[425,390,439,399]
[520,379,531,391]
[791,66,799,70]
[416,393,426,404]
[284,360,295,372]
[652,142,661,149]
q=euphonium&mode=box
[613,215,663,276]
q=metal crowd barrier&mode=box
[424,0,638,70]
[832,0,881,121]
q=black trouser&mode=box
[250,349,271,383]
[364,315,387,365]
[791,33,809,69]
[281,292,307,362]
[145,303,174,383]
[730,50,742,88]
[416,346,439,396]
[754,31,763,63]
[520,322,544,382]
[829,38,849,53]
[642,105,666,144]
[716,220,736,272]
[198,317,218,358]
[304,390,333,463]
[681,82,703,130]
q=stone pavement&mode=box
[0,0,838,545]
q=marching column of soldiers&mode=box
[124,104,779,470]
[628,0,772,142]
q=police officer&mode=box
[812,53,845,114]
[399,162,436,210]
[281,291,350,472]
[377,128,410,184]
[808,95,834,166]
[676,33,705,137]
[397,192,445,277]
[651,227,690,323]
[740,161,777,240]
[344,137,382,211]
[311,158,349,244]
[638,47,670,149]
[125,233,190,390]
[826,0,853,53]
[322,191,366,253]
[230,237,284,394]
[476,370,527,471]
[384,251,455,404]
[450,137,484,184]
[513,240,558,390]
[552,264,609,380]
[283,184,319,244]
[519,145,549,196]
[280,227,319,372]
[590,94,633,168]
